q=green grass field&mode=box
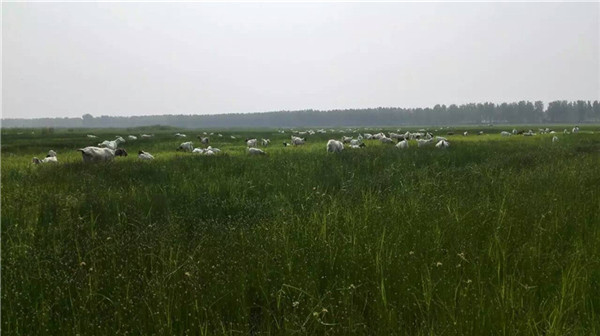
[2,126,600,335]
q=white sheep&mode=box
[463,131,468,136]
[552,136,559,143]
[500,131,512,137]
[175,133,187,138]
[341,136,353,143]
[177,141,194,152]
[417,138,435,147]
[246,138,258,147]
[86,134,97,138]
[350,139,362,146]
[363,133,373,140]
[198,137,209,144]
[327,139,344,153]
[435,140,450,148]
[396,140,409,149]
[572,126,580,134]
[47,150,57,157]
[207,146,221,153]
[350,143,366,149]
[380,137,394,144]
[291,136,305,146]
[261,139,271,146]
[372,132,386,140]
[192,148,205,154]
[248,147,266,155]
[77,147,128,162]
[435,136,447,141]
[141,134,153,138]
[138,150,154,160]
[32,153,58,164]
[98,137,125,150]
[128,135,138,140]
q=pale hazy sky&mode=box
[3,2,599,119]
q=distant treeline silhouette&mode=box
[3,100,599,128]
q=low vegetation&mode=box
[2,126,599,335]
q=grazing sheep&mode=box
[417,138,435,147]
[231,135,236,139]
[207,146,221,153]
[523,131,535,136]
[396,139,409,149]
[128,135,138,140]
[261,138,271,146]
[563,129,569,134]
[341,136,353,143]
[435,140,450,148]
[327,139,344,153]
[552,136,559,143]
[175,133,187,137]
[98,137,126,150]
[380,137,394,144]
[77,147,127,162]
[512,129,518,135]
[478,131,484,135]
[350,143,366,149]
[372,132,386,140]
[291,136,306,146]
[141,134,153,138]
[47,150,57,157]
[192,148,205,154]
[500,131,512,137]
[389,132,403,140]
[350,139,362,146]
[363,133,373,140]
[32,155,58,164]
[572,126,580,134]
[463,131,468,136]
[197,137,209,144]
[246,138,258,147]
[177,141,194,152]
[138,150,154,160]
[87,134,98,138]
[248,147,266,155]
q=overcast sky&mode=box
[3,2,599,119]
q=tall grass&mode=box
[2,127,600,335]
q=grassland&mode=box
[2,126,600,335]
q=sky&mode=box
[2,2,599,119]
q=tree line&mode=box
[3,100,599,129]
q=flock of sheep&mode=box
[30,126,584,165]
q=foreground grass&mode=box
[2,127,600,335]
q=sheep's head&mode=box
[115,148,128,157]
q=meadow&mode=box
[2,126,600,335]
